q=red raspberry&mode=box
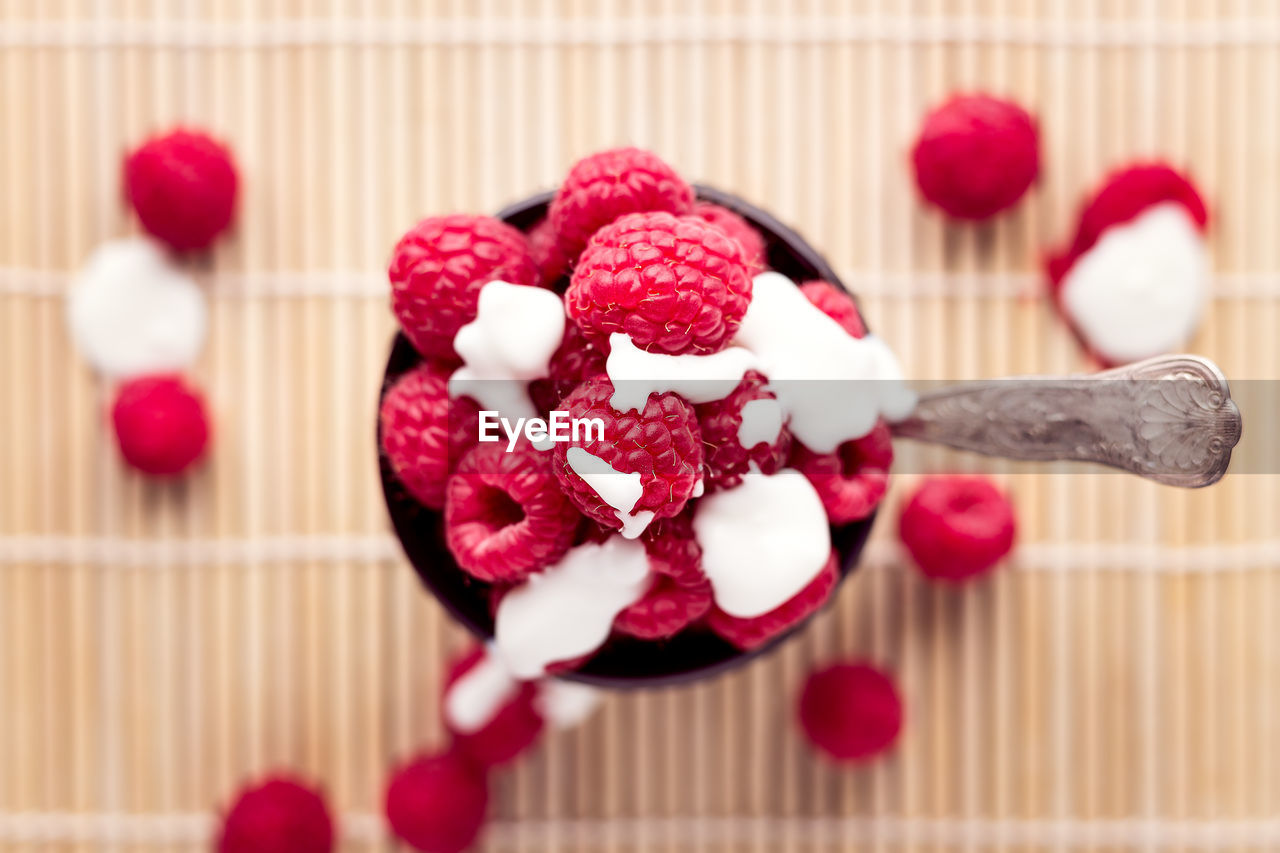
[1046,162,1209,287]
[791,421,893,524]
[706,549,840,651]
[111,374,210,477]
[443,646,544,767]
[567,211,753,355]
[691,201,767,272]
[551,376,704,534]
[380,362,479,510]
[385,750,488,853]
[528,321,609,415]
[548,147,694,266]
[389,214,539,361]
[615,513,712,639]
[527,217,570,288]
[798,662,903,763]
[799,280,866,338]
[217,775,334,853]
[444,442,581,583]
[911,94,1039,221]
[898,475,1016,582]
[124,127,238,252]
[694,371,791,491]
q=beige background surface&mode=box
[2,1,1279,850]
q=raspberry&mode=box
[898,475,1016,582]
[548,147,694,266]
[124,128,238,252]
[111,374,210,476]
[444,442,581,583]
[389,214,539,361]
[615,513,712,639]
[791,420,893,524]
[691,201,767,272]
[551,376,704,536]
[217,776,334,853]
[694,371,790,491]
[911,94,1039,221]
[567,211,753,355]
[706,549,840,651]
[380,362,479,510]
[527,217,570,288]
[799,280,866,338]
[798,662,903,763]
[1046,162,1209,287]
[443,646,544,767]
[528,321,609,415]
[385,750,488,853]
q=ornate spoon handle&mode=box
[890,354,1243,487]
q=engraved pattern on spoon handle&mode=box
[890,354,1243,487]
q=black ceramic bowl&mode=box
[379,186,878,688]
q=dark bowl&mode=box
[379,185,878,688]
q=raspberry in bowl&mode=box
[379,149,912,688]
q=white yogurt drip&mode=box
[443,646,521,734]
[692,468,831,618]
[736,397,785,448]
[535,680,605,729]
[1060,203,1208,364]
[732,272,915,454]
[605,332,757,413]
[495,538,652,679]
[449,280,565,432]
[66,237,208,378]
[565,446,657,539]
[691,477,705,498]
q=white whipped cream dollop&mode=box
[565,446,656,539]
[1059,202,1208,364]
[66,237,208,378]
[736,397,785,448]
[692,468,831,618]
[495,537,651,679]
[604,332,757,413]
[535,680,605,729]
[443,646,521,734]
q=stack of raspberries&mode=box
[380,147,892,657]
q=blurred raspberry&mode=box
[911,94,1039,221]
[799,279,866,338]
[444,441,581,583]
[615,513,711,639]
[111,374,210,477]
[898,475,1016,582]
[706,549,840,651]
[567,211,752,355]
[527,217,570,288]
[384,750,488,853]
[443,645,544,768]
[695,370,791,491]
[217,775,334,853]
[798,662,903,763]
[548,147,694,267]
[791,421,893,524]
[529,321,609,415]
[551,375,704,537]
[124,127,238,251]
[389,214,539,361]
[380,362,478,510]
[691,201,767,271]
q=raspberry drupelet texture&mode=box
[898,475,1016,582]
[614,513,712,640]
[529,321,609,415]
[111,374,210,477]
[389,214,539,362]
[694,371,791,491]
[444,441,581,583]
[798,662,903,763]
[527,217,570,289]
[548,147,694,268]
[380,362,478,510]
[706,549,840,651]
[443,646,544,768]
[912,94,1039,221]
[691,201,767,272]
[799,280,867,338]
[791,420,894,524]
[384,750,489,853]
[217,776,334,853]
[567,211,753,355]
[551,375,704,536]
[124,128,238,252]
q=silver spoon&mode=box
[891,354,1243,487]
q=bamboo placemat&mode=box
[2,1,1279,851]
